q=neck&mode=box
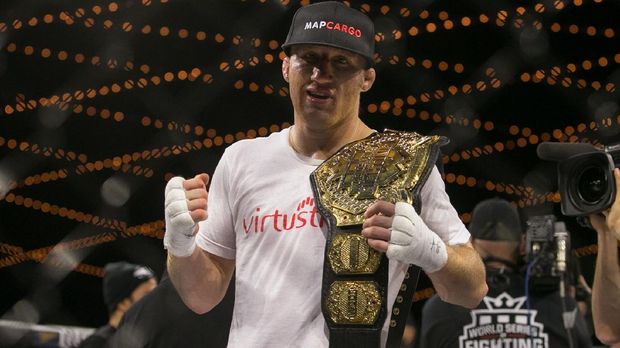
[108,310,124,328]
[289,118,373,160]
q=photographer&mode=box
[588,168,620,347]
[537,141,620,346]
[419,198,591,348]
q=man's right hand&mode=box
[604,168,620,241]
[590,168,620,242]
[164,173,210,257]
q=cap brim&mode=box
[281,41,374,67]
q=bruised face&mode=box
[473,239,521,265]
[282,44,375,128]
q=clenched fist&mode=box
[362,201,447,273]
[164,173,209,257]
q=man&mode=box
[419,198,592,348]
[105,271,234,348]
[588,168,620,347]
[78,262,157,348]
[163,2,487,347]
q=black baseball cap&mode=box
[469,198,522,242]
[282,1,375,67]
[103,261,155,314]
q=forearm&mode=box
[427,242,488,309]
[592,228,620,346]
[167,247,234,314]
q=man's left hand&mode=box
[362,200,448,273]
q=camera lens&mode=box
[577,166,608,204]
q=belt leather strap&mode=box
[385,265,420,348]
[310,130,447,348]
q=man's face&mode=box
[282,44,375,127]
[473,239,521,265]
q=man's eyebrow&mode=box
[335,54,353,59]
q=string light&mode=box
[440,116,617,165]
[366,75,502,116]
[2,52,289,116]
[1,0,616,282]
[0,136,88,164]
[1,120,290,201]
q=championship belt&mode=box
[310,130,446,348]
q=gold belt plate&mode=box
[328,233,381,274]
[326,281,382,325]
[313,131,440,226]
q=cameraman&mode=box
[419,198,591,347]
[588,168,620,347]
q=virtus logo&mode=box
[242,196,326,234]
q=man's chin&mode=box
[303,107,334,120]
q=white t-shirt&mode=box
[196,128,470,348]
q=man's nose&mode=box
[311,60,333,81]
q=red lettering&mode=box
[243,208,260,233]
[272,209,282,232]
[282,213,296,231]
[315,20,363,38]
[243,197,326,235]
[260,214,271,232]
[243,218,252,233]
[296,211,308,228]
[310,207,327,227]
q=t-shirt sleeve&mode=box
[419,166,471,245]
[195,151,236,259]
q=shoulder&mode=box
[222,129,288,158]
[78,325,114,348]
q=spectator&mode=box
[105,271,233,348]
[77,262,156,348]
[419,198,591,347]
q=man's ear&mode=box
[361,68,376,92]
[282,56,290,83]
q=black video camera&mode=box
[537,142,620,216]
[525,215,570,293]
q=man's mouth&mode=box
[307,91,330,100]
[306,87,333,101]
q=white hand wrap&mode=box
[386,202,448,273]
[164,177,197,257]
